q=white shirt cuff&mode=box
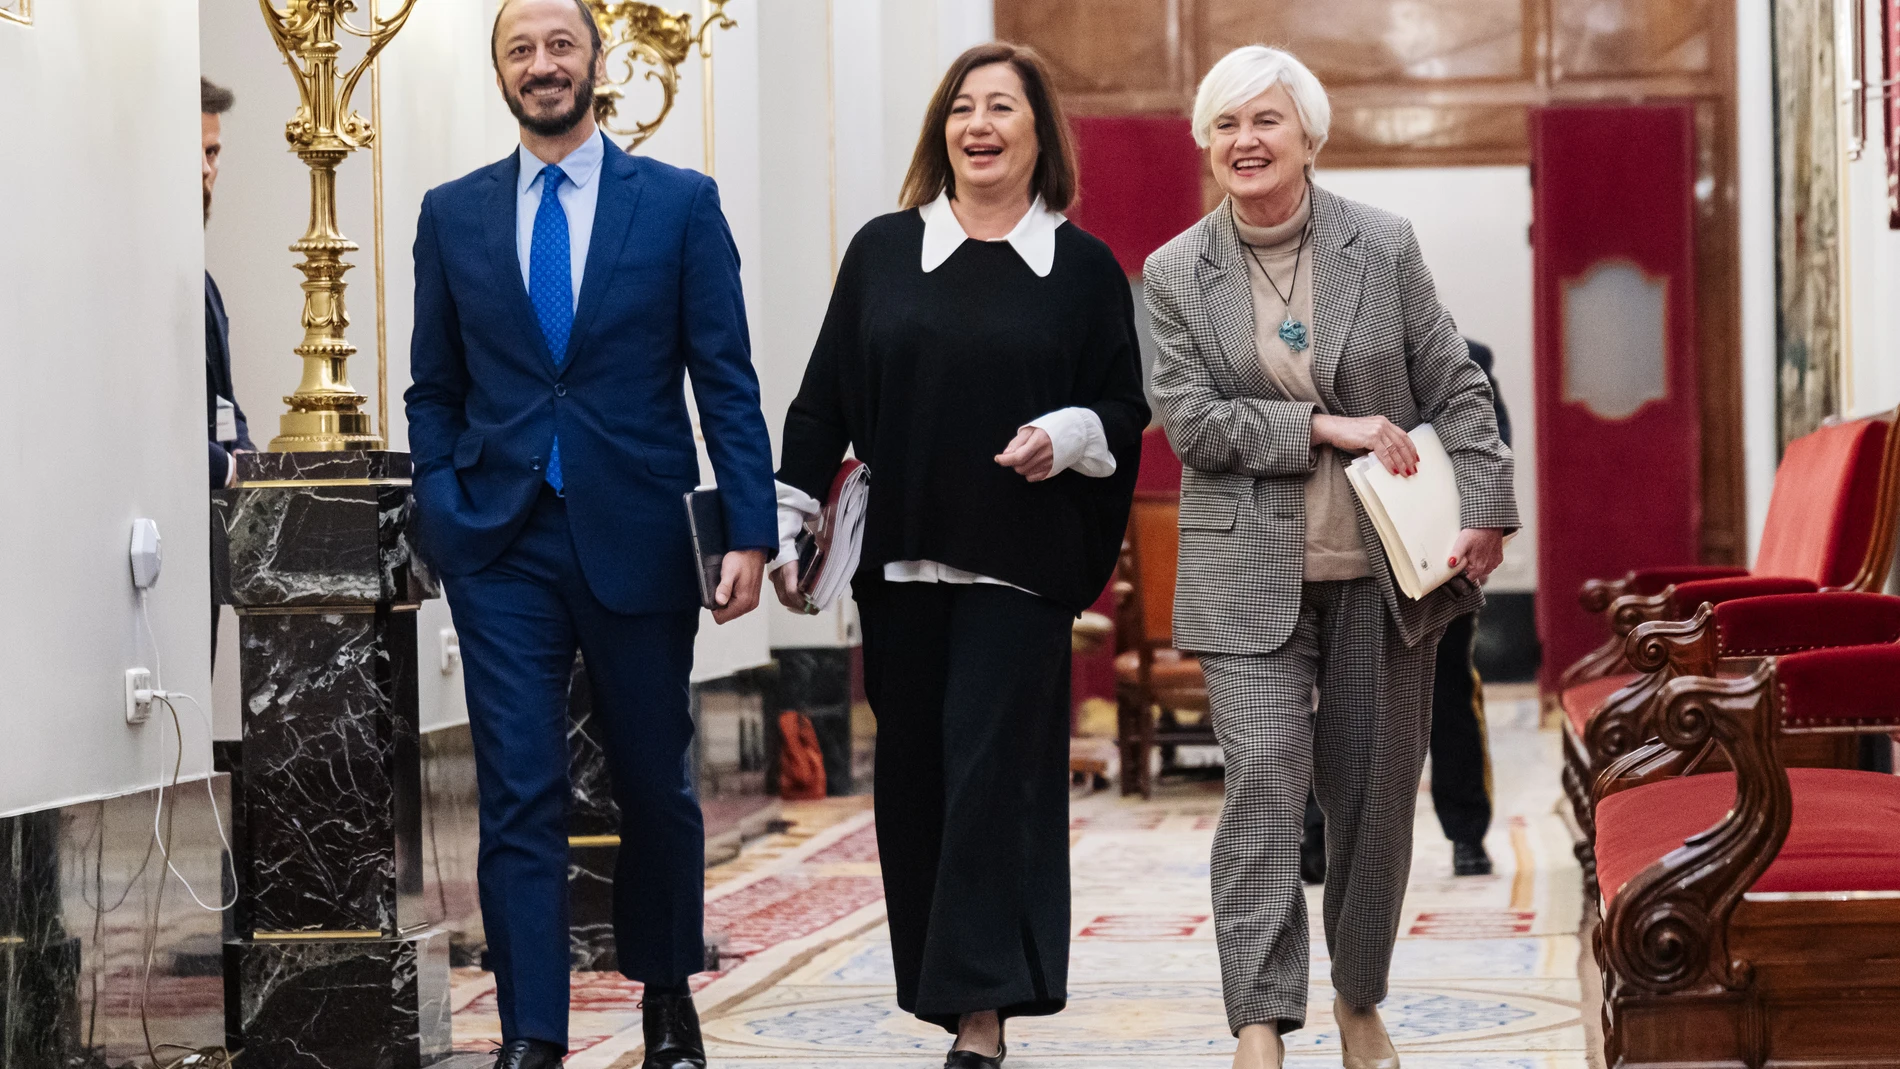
[224,450,239,489]
[1027,407,1116,478]
[774,480,820,572]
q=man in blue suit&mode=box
[405,2,776,1066]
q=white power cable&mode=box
[133,589,235,912]
[151,693,237,912]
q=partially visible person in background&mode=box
[1303,338,1511,882]
[202,76,255,665]
[1425,339,1510,875]
[202,77,255,491]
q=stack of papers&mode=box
[798,461,870,612]
[1344,423,1466,600]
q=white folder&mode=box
[1344,423,1468,600]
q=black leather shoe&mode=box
[945,1043,1006,1068]
[1453,839,1494,876]
[641,988,707,1069]
[492,1039,565,1069]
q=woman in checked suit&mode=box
[1142,47,1518,1069]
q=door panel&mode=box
[1531,105,1700,689]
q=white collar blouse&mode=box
[917,190,1067,278]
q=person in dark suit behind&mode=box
[203,76,254,664]
[1302,343,1514,882]
[202,78,255,486]
[403,3,777,1068]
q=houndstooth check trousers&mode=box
[1201,578,1438,1035]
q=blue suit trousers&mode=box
[444,486,704,1046]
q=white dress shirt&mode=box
[516,133,606,308]
[774,193,1119,596]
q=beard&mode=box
[504,73,594,138]
[203,187,211,225]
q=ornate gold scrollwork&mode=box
[0,0,30,27]
[257,0,420,451]
[585,0,734,150]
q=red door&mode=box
[1531,105,1700,691]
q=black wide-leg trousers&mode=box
[856,578,1075,1032]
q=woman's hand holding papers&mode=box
[771,560,804,612]
[1313,414,1418,476]
[1448,528,1506,585]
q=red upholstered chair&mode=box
[1557,413,1900,872]
[1560,592,1900,891]
[1112,494,1213,798]
[1135,425,1184,495]
[1591,643,1900,1069]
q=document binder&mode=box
[794,460,870,613]
[1343,423,1471,600]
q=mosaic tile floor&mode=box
[450,690,1588,1068]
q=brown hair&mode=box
[898,43,1078,213]
[201,77,235,116]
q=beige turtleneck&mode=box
[1234,195,1371,582]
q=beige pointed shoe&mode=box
[1334,996,1399,1069]
[1233,1024,1286,1069]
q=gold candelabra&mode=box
[587,0,734,152]
[259,0,419,451]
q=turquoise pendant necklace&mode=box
[1243,221,1311,353]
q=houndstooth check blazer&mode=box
[1143,186,1519,656]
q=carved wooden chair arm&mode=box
[1593,734,1714,802]
[1601,646,1900,996]
[1581,605,1719,766]
[1579,575,1634,615]
[1600,664,1788,996]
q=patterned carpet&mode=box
[448,689,1589,1068]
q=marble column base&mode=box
[225,929,450,1069]
[0,939,80,1069]
[567,842,618,971]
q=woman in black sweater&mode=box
[772,43,1148,1068]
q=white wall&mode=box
[1839,0,1900,422]
[1737,0,1779,564]
[0,0,215,814]
[1314,167,1539,593]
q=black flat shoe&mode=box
[1453,839,1494,876]
[492,1039,565,1069]
[945,1043,1006,1068]
[641,989,707,1069]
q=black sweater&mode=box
[778,209,1150,613]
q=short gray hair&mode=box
[1190,46,1330,156]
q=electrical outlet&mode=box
[439,628,461,675]
[124,668,153,725]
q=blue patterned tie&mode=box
[530,164,572,493]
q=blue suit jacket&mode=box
[405,138,777,615]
